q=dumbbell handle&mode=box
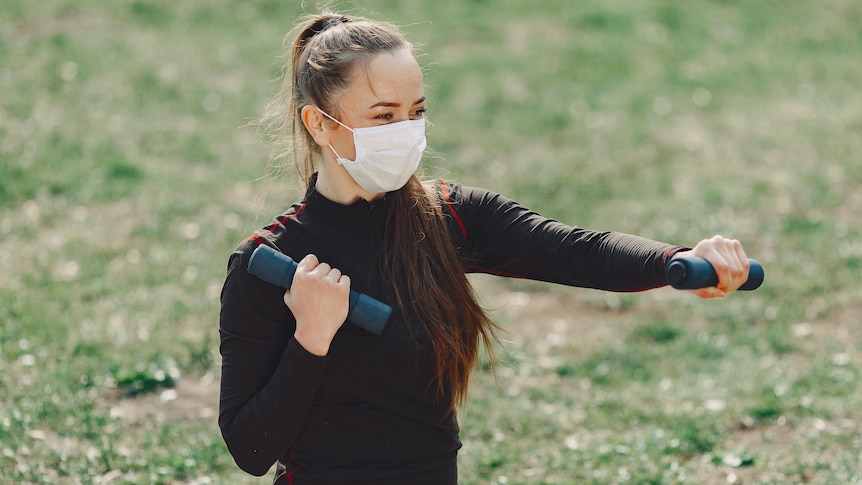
[666,257,764,290]
[247,245,391,335]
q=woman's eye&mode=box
[373,109,425,121]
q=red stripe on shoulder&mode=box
[439,180,467,240]
[271,203,306,232]
[242,203,308,245]
[246,235,266,246]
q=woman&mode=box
[218,12,751,485]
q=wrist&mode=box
[294,327,332,357]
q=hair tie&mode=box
[324,17,348,29]
[300,15,349,48]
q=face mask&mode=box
[318,108,427,193]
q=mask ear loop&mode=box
[316,107,354,164]
[328,145,349,164]
[315,106,356,165]
[317,107,354,132]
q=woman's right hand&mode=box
[283,254,351,356]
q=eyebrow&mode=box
[368,96,426,109]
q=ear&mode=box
[301,105,333,147]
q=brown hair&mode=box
[261,12,498,415]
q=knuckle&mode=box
[712,260,730,273]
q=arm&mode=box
[441,183,684,291]
[218,245,329,476]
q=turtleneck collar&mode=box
[302,172,397,220]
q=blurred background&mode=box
[1,1,860,483]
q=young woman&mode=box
[218,12,752,485]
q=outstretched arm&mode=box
[441,183,683,291]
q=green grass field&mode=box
[2,1,860,483]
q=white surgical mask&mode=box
[318,108,426,193]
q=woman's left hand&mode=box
[672,235,750,299]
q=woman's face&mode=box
[327,48,426,161]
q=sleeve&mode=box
[440,182,686,292]
[218,241,328,476]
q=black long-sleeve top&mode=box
[218,180,683,484]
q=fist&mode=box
[674,235,750,299]
[283,254,351,356]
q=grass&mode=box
[2,0,861,483]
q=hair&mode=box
[260,12,498,415]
